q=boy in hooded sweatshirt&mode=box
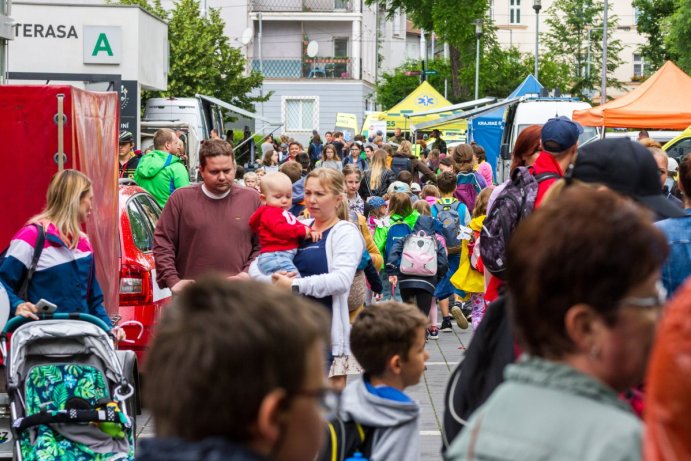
[341,301,429,461]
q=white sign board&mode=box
[83,26,121,64]
[368,120,387,142]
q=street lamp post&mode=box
[533,0,542,80]
[474,19,482,100]
[601,0,609,103]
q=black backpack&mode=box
[479,167,558,279]
[441,294,515,452]
[390,156,412,178]
[0,224,45,300]
[318,417,374,461]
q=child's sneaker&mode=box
[428,326,439,340]
[450,305,469,329]
[440,317,453,332]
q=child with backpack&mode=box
[384,193,448,315]
[421,184,441,207]
[385,196,448,326]
[431,172,471,331]
[452,144,487,213]
[450,187,493,329]
[334,302,429,461]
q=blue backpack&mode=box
[454,172,482,212]
[390,156,412,178]
[384,220,412,260]
[433,200,466,254]
[310,142,323,162]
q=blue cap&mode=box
[368,196,386,208]
[541,116,584,153]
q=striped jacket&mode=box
[0,223,112,327]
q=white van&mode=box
[143,97,225,141]
[496,98,599,183]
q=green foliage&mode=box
[375,50,571,108]
[116,0,267,112]
[632,0,678,71]
[543,0,624,100]
[666,0,691,73]
[107,0,167,18]
[368,0,488,99]
[375,59,452,108]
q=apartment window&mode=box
[489,0,495,21]
[633,7,640,25]
[633,54,647,77]
[393,10,403,37]
[334,37,349,57]
[284,97,318,132]
[510,0,521,24]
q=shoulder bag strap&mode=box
[18,224,45,300]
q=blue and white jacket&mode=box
[0,223,112,327]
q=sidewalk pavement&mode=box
[136,318,473,461]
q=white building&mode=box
[157,0,388,144]
[6,0,169,144]
[490,0,647,97]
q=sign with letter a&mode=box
[83,26,121,64]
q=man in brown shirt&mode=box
[154,140,260,294]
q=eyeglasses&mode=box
[618,281,667,309]
[293,387,340,417]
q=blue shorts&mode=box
[434,253,464,300]
[258,250,299,276]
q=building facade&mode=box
[490,0,646,97]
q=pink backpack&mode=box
[400,231,438,276]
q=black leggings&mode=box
[400,288,433,316]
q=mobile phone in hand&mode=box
[35,299,57,314]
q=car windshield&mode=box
[517,124,600,147]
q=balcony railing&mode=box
[250,0,353,12]
[251,57,354,80]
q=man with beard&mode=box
[153,140,261,294]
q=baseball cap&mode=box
[119,130,134,144]
[388,181,411,194]
[668,157,679,174]
[410,183,421,193]
[541,116,583,153]
[572,138,684,218]
[367,196,386,209]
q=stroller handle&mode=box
[2,313,111,335]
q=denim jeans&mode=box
[258,250,299,276]
[655,210,691,296]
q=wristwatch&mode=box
[291,283,300,295]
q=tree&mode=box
[375,59,452,109]
[632,0,678,72]
[114,0,267,111]
[666,0,691,72]
[543,0,624,101]
[108,0,166,18]
[374,50,571,109]
[368,0,487,100]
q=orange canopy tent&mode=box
[573,61,691,130]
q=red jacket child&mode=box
[249,205,311,253]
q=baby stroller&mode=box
[0,313,136,460]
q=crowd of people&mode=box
[1,118,689,460]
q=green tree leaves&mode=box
[542,0,624,100]
[632,0,678,71]
[115,0,267,111]
[666,0,691,72]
